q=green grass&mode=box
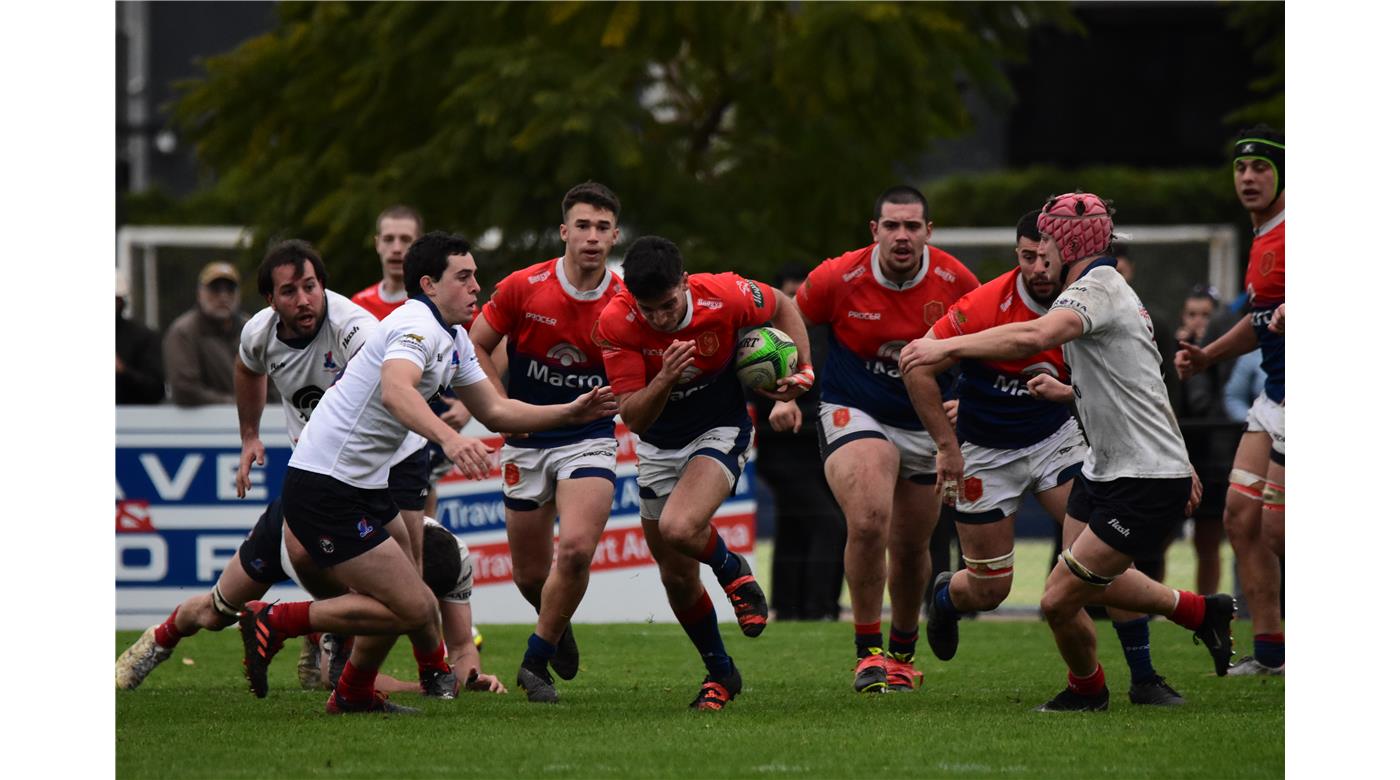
[116,615,1281,778]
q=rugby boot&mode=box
[517,663,560,704]
[1226,656,1284,677]
[690,666,743,711]
[885,654,924,693]
[852,651,888,694]
[296,634,323,690]
[238,601,286,698]
[550,623,580,680]
[1036,686,1110,712]
[115,626,172,690]
[927,571,960,661]
[1128,675,1186,706]
[722,554,768,638]
[325,690,421,715]
[420,666,459,699]
[1193,593,1237,676]
[321,633,353,690]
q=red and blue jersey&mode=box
[597,272,777,449]
[797,244,979,430]
[932,268,1072,450]
[1244,215,1284,403]
[479,258,624,448]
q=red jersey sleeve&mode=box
[478,272,521,335]
[932,288,985,339]
[720,273,778,329]
[594,308,647,396]
[795,261,835,324]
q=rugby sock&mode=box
[336,659,379,703]
[413,640,452,675]
[855,621,883,659]
[1067,664,1106,696]
[888,626,918,661]
[699,526,743,584]
[1167,590,1205,630]
[1254,633,1285,668]
[1112,617,1157,684]
[267,601,312,637]
[522,633,556,672]
[153,608,190,649]
[934,579,961,617]
[675,591,734,679]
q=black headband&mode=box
[1233,137,1284,204]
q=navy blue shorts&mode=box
[237,497,290,585]
[388,444,432,512]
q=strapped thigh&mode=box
[1228,468,1266,501]
[1060,548,1115,586]
[211,582,243,619]
[963,550,1014,580]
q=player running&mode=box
[236,231,617,714]
[900,192,1235,711]
[595,236,813,711]
[905,210,1232,706]
[468,182,626,703]
[771,185,977,694]
[1176,126,1285,676]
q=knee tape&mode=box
[963,550,1014,579]
[1262,482,1284,512]
[1061,549,1115,587]
[1228,468,1266,501]
[211,583,242,619]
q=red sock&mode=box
[700,526,721,560]
[1067,664,1105,696]
[267,602,312,636]
[413,640,451,674]
[1168,590,1205,630]
[855,621,882,637]
[152,608,189,649]
[336,660,379,702]
[676,591,716,625]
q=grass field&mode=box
[116,610,1282,778]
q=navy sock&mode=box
[889,626,918,660]
[935,580,960,618]
[1112,617,1157,684]
[677,593,734,679]
[523,633,556,670]
[701,527,742,584]
[855,621,883,659]
[1254,633,1284,668]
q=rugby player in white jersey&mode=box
[237,231,618,714]
[899,193,1236,711]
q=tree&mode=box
[1223,1,1283,131]
[174,1,1075,286]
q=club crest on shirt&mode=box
[503,463,521,486]
[923,301,945,325]
[1260,251,1276,275]
[962,476,983,503]
[356,518,374,539]
[698,331,720,356]
[833,407,851,428]
[319,537,335,554]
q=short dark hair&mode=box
[1015,210,1041,243]
[256,239,327,297]
[376,204,424,236]
[404,231,473,296]
[1185,283,1220,304]
[1106,241,1130,260]
[622,236,685,301]
[873,185,929,222]
[421,524,462,599]
[1234,124,1283,147]
[562,182,621,222]
[773,263,807,288]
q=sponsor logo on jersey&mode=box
[934,266,957,283]
[962,476,983,503]
[249,557,265,573]
[951,308,968,334]
[503,463,521,486]
[319,537,335,554]
[993,375,1030,396]
[526,358,605,388]
[323,351,336,369]
[741,279,765,309]
[698,332,720,356]
[867,341,908,378]
[340,326,360,349]
[847,310,881,321]
[833,407,851,428]
[451,349,460,367]
[1054,298,1088,315]
[923,301,945,325]
[1106,518,1130,537]
[356,518,374,539]
[697,298,723,310]
[842,265,867,283]
[1000,294,1013,312]
[403,333,425,343]
[546,343,587,366]
[291,385,325,421]
[526,311,559,326]
[679,365,702,384]
[528,271,552,284]
[269,360,288,372]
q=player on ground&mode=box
[771,185,977,694]
[469,182,627,703]
[1176,127,1285,676]
[905,211,1232,706]
[900,192,1235,711]
[237,231,618,714]
[595,236,813,711]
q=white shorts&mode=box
[818,403,936,483]
[956,417,1087,522]
[501,438,618,510]
[636,425,752,520]
[1245,393,1285,456]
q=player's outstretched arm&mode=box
[1026,374,1075,404]
[616,339,696,434]
[756,292,816,402]
[453,377,618,437]
[233,357,269,498]
[905,310,1083,372]
[443,601,505,694]
[382,359,495,479]
[1176,312,1257,380]
[902,362,963,501]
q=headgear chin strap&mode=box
[1037,192,1114,274]
[1233,137,1284,208]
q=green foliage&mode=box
[1223,1,1284,130]
[168,1,1075,287]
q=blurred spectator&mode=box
[115,270,165,405]
[163,261,250,406]
[750,264,846,621]
[1223,349,1266,422]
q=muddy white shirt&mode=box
[289,296,487,488]
[1050,264,1192,481]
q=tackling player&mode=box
[900,192,1236,711]
[1176,126,1285,675]
[595,236,813,711]
[772,185,977,694]
[469,182,626,703]
[237,231,618,714]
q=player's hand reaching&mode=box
[439,397,472,429]
[658,340,697,386]
[462,668,507,695]
[567,386,620,424]
[899,338,953,375]
[1027,374,1074,404]
[236,437,266,498]
[1185,468,1203,517]
[942,399,960,428]
[1268,303,1285,334]
[755,363,814,402]
[934,443,965,507]
[445,434,495,480]
[769,400,802,433]
[1174,341,1209,381]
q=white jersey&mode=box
[289,296,488,488]
[1050,264,1192,481]
[424,517,474,604]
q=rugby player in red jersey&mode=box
[1176,126,1285,675]
[772,186,977,694]
[469,182,627,703]
[595,236,813,710]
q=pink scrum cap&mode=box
[1036,192,1114,263]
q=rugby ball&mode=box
[736,327,799,391]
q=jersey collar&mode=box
[870,244,930,291]
[378,281,408,304]
[676,289,695,331]
[1014,273,1050,316]
[554,257,612,301]
[410,294,458,336]
[1255,209,1284,237]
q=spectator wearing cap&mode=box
[116,269,165,405]
[162,261,250,406]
